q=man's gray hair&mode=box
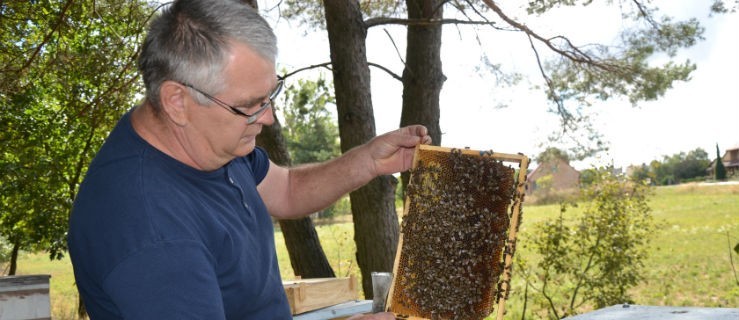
[138,0,277,110]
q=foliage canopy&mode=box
[627,148,711,185]
[280,76,340,165]
[0,0,155,260]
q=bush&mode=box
[519,169,656,318]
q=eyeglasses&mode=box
[183,79,284,124]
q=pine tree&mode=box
[715,144,727,181]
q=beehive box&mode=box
[0,275,51,320]
[283,276,359,315]
[386,145,528,320]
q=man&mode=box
[67,0,430,319]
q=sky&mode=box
[265,1,739,170]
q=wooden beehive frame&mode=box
[386,145,529,320]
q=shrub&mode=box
[519,169,656,318]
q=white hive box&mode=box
[0,275,51,320]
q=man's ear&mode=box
[159,81,189,126]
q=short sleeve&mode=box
[245,146,270,184]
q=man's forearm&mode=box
[262,125,429,219]
[279,144,377,218]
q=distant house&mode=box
[526,158,580,194]
[708,146,739,177]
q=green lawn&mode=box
[14,182,739,319]
[629,183,739,308]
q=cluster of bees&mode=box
[392,149,516,320]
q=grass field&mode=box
[14,182,739,319]
[629,183,739,308]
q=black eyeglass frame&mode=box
[183,79,284,124]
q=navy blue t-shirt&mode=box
[68,111,291,319]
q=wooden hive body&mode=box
[282,276,358,315]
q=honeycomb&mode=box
[387,145,528,320]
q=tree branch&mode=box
[16,0,75,77]
[481,0,625,73]
[364,17,496,28]
[281,61,401,83]
[541,273,561,319]
[569,235,602,314]
[528,34,571,125]
[281,62,333,79]
[462,0,498,27]
[631,0,660,30]
[382,28,406,66]
[521,280,529,320]
[368,62,402,81]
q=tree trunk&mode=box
[241,0,334,280]
[323,0,400,298]
[8,240,19,275]
[400,0,446,188]
[257,117,335,278]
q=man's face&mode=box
[183,42,277,168]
